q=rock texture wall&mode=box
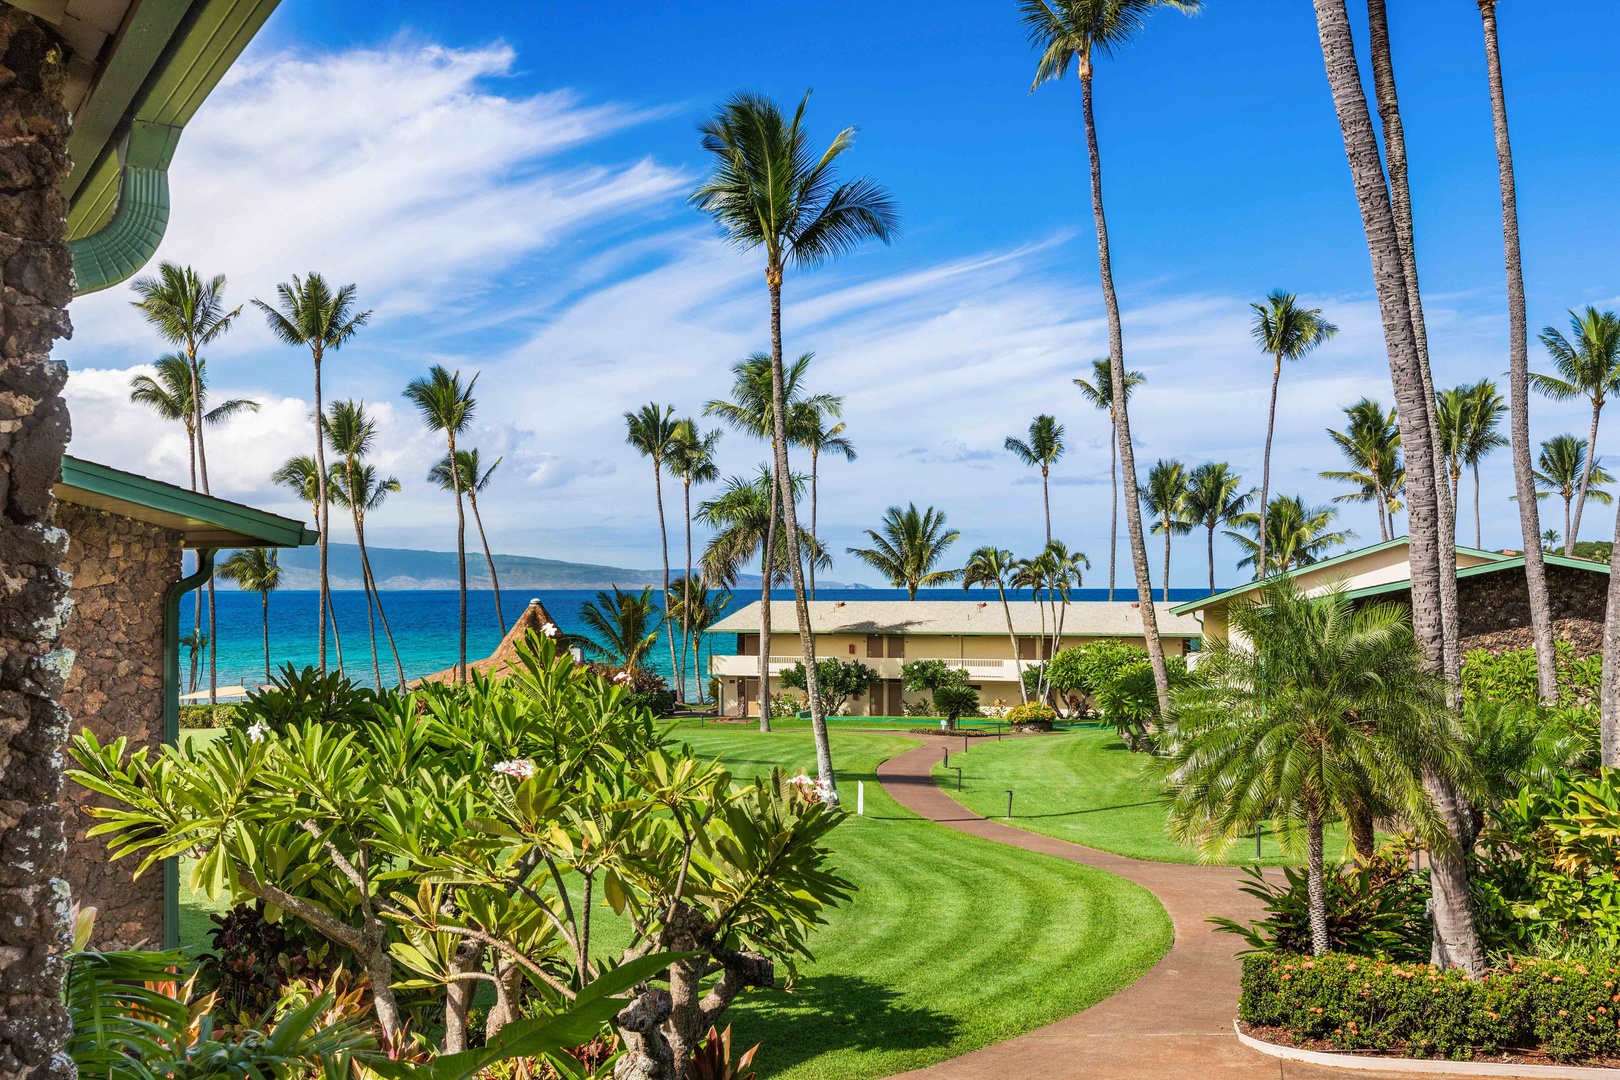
[58,503,180,949]
[1456,563,1608,657]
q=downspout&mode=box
[69,120,180,296]
[161,546,215,950]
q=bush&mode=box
[1461,643,1602,710]
[231,664,392,737]
[1004,702,1056,730]
[196,901,340,1025]
[933,681,980,725]
[1046,639,1147,696]
[1240,952,1620,1062]
[179,704,239,729]
[902,698,935,718]
[780,657,879,717]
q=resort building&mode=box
[56,456,314,949]
[1172,536,1610,655]
[706,599,1202,717]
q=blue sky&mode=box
[60,0,1620,589]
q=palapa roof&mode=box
[705,599,1201,639]
[417,598,565,684]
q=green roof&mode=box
[1337,550,1609,604]
[56,456,315,549]
[1168,536,1516,616]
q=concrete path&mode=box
[873,735,1472,1080]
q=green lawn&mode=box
[929,728,1347,866]
[176,724,1172,1079]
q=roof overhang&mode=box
[56,455,315,549]
[1337,551,1610,604]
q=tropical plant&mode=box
[963,546,1028,703]
[253,274,371,675]
[1531,307,1620,554]
[1321,398,1404,542]
[626,402,682,695]
[403,365,477,682]
[693,89,897,804]
[1005,414,1066,543]
[431,448,507,636]
[669,577,730,705]
[1021,0,1197,721]
[791,400,853,599]
[780,657,878,717]
[1141,458,1191,603]
[666,421,722,701]
[1011,541,1090,703]
[1074,357,1145,601]
[325,399,405,688]
[847,503,963,600]
[1530,434,1614,553]
[1250,290,1339,576]
[577,585,662,671]
[217,548,281,683]
[1165,578,1458,955]
[1448,380,1509,548]
[901,660,979,726]
[179,627,208,696]
[1226,495,1352,578]
[269,455,346,670]
[1182,462,1253,595]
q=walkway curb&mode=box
[1235,1023,1620,1079]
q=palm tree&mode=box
[269,455,347,671]
[963,546,1028,703]
[692,91,898,801]
[1531,308,1620,554]
[669,578,732,705]
[179,628,208,695]
[431,449,507,636]
[1435,387,1470,518]
[128,355,259,491]
[1141,459,1191,603]
[217,548,282,683]
[1226,496,1352,578]
[1458,381,1509,549]
[1182,462,1253,595]
[1005,414,1066,543]
[253,273,371,675]
[665,420,722,701]
[1166,578,1456,955]
[625,403,682,696]
[578,586,661,672]
[1321,398,1404,541]
[792,401,854,599]
[1074,358,1145,601]
[1250,291,1339,574]
[1530,435,1614,552]
[1022,0,1198,720]
[324,400,405,688]
[847,504,963,600]
[131,263,243,704]
[403,365,476,683]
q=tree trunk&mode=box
[758,502,774,731]
[1423,766,1488,972]
[261,593,271,682]
[1042,466,1052,544]
[998,582,1027,704]
[0,13,76,1068]
[358,517,405,687]
[1307,805,1329,956]
[809,447,819,600]
[347,461,382,689]
[447,434,468,682]
[680,476,694,701]
[1571,401,1602,553]
[1259,356,1281,580]
[654,461,678,701]
[1564,496,1573,555]
[443,940,483,1054]
[768,273,835,800]
[1479,0,1557,702]
[1474,463,1484,548]
[1599,498,1620,766]
[1082,69,1170,716]
[1349,803,1376,863]
[1162,528,1171,604]
[1207,523,1216,595]
[1108,413,1118,601]
[313,352,329,674]
[1313,0,1485,974]
[469,492,506,636]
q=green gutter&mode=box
[69,122,180,295]
[161,548,215,950]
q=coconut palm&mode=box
[1321,398,1404,542]
[665,420,722,700]
[403,365,476,683]
[431,449,507,637]
[625,403,682,695]
[1005,414,1066,543]
[253,273,371,675]
[325,400,404,688]
[1437,380,1509,548]
[1435,386,1470,518]
[217,548,282,683]
[1022,0,1198,718]
[269,455,347,671]
[668,577,725,705]
[1074,358,1145,601]
[963,546,1028,703]
[1183,462,1253,595]
[1012,541,1089,700]
[128,355,258,491]
[792,401,854,599]
[1250,291,1339,576]
[578,586,661,672]
[1226,496,1352,578]
[1530,435,1614,553]
[1531,308,1620,554]
[847,504,963,600]
[1166,578,1456,955]
[692,90,898,800]
[1141,459,1191,603]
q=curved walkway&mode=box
[873,735,1470,1080]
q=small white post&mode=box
[857,781,865,816]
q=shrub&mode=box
[196,901,340,1025]
[1046,639,1147,696]
[933,681,980,725]
[1240,952,1620,1062]
[900,659,952,692]
[231,664,391,737]
[179,704,239,729]
[902,698,935,717]
[780,657,879,717]
[1004,702,1056,729]
[1461,643,1602,710]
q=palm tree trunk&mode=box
[1571,401,1602,553]
[1306,803,1328,956]
[654,462,679,701]
[1042,466,1052,544]
[1082,68,1170,716]
[1207,524,1216,595]
[357,518,405,687]
[313,353,329,675]
[330,597,346,671]
[768,273,835,800]
[1313,0,1486,975]
[759,485,776,733]
[1259,357,1281,580]
[188,349,220,705]
[809,448,819,600]
[261,593,271,683]
[1349,803,1377,864]
[1162,528,1171,604]
[0,10,75,1057]
[1474,463,1484,548]
[353,506,382,690]
[1478,0,1557,702]
[680,477,694,702]
[997,582,1027,704]
[468,493,507,636]
[1108,414,1118,602]
[446,434,468,682]
[1565,496,1573,553]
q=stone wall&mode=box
[57,503,180,949]
[1455,563,1608,657]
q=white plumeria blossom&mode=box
[246,721,270,744]
[788,772,836,805]
[540,622,559,638]
[493,759,537,780]
[612,671,631,684]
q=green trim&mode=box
[58,456,315,548]
[68,123,180,295]
[162,547,215,951]
[1169,535,1515,616]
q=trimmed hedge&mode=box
[1241,952,1620,1061]
[179,704,239,729]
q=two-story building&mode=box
[706,599,1202,717]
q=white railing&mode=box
[710,654,1041,679]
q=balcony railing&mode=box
[709,654,1036,680]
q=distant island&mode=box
[246,543,849,591]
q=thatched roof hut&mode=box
[417,598,569,684]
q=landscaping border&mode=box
[1234,1022,1620,1079]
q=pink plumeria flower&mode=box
[493,759,537,780]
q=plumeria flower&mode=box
[613,671,632,684]
[493,759,537,780]
[540,622,559,638]
[246,721,270,744]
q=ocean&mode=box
[188,585,1216,693]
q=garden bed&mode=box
[1240,1022,1620,1073]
